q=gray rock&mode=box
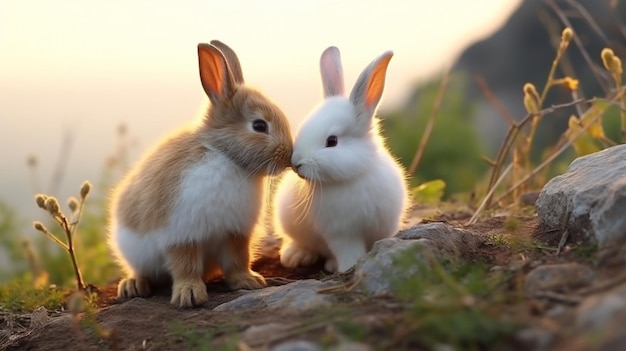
[329,342,372,351]
[576,284,626,330]
[524,263,595,294]
[396,222,481,257]
[271,340,321,351]
[214,279,336,312]
[241,323,290,346]
[535,144,626,247]
[563,283,626,351]
[515,327,556,351]
[29,306,51,329]
[354,223,480,296]
[354,237,438,296]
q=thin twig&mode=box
[474,75,517,127]
[466,163,513,225]
[491,95,625,204]
[565,0,611,45]
[577,274,626,296]
[483,98,585,208]
[408,70,451,176]
[40,228,69,251]
[533,291,582,305]
[547,0,612,95]
[317,274,363,294]
[556,212,572,255]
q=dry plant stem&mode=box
[59,215,85,291]
[486,123,520,195]
[408,70,451,176]
[577,273,626,296]
[615,83,626,142]
[485,98,585,208]
[491,99,609,206]
[525,23,570,167]
[39,227,69,251]
[556,212,572,255]
[547,0,611,94]
[565,0,610,44]
[474,75,518,127]
[533,291,582,305]
[466,163,513,225]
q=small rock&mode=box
[214,280,336,312]
[576,284,626,330]
[562,284,626,351]
[536,144,626,248]
[29,306,50,329]
[355,238,438,296]
[395,222,481,257]
[524,263,595,294]
[241,323,290,345]
[271,340,321,351]
[329,342,372,351]
[519,191,540,206]
[516,326,556,351]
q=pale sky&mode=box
[0,0,521,218]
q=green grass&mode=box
[0,277,65,312]
[388,253,522,350]
[170,322,240,351]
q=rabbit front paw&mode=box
[280,243,319,268]
[117,277,151,299]
[225,270,267,290]
[170,278,208,308]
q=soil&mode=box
[1,205,622,351]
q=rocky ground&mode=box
[1,145,625,351]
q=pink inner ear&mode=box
[320,47,344,97]
[199,48,225,97]
[365,55,392,108]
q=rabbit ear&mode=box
[320,46,345,97]
[197,43,237,104]
[209,40,244,84]
[349,51,393,130]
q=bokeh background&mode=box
[1,0,625,285]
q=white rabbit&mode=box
[108,40,293,307]
[274,46,408,273]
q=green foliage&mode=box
[574,243,598,260]
[170,322,239,351]
[0,277,65,312]
[411,179,446,203]
[390,252,520,349]
[0,202,27,281]
[17,126,131,288]
[30,188,120,287]
[381,74,487,196]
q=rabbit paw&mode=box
[226,270,267,290]
[170,279,208,308]
[324,257,338,273]
[280,243,318,268]
[117,277,151,299]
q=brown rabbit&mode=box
[108,40,293,308]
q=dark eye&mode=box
[325,135,338,147]
[252,119,268,134]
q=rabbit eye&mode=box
[252,119,268,134]
[325,135,338,147]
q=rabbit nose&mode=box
[292,164,306,179]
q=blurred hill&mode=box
[454,0,625,151]
[382,0,626,193]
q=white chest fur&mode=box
[165,150,263,246]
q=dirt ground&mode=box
[1,206,622,351]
